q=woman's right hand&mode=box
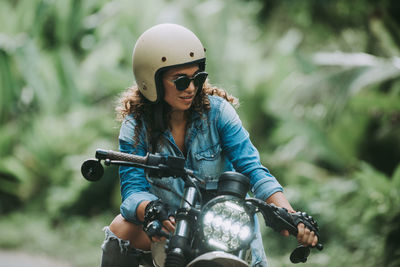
[151,216,175,242]
[140,200,175,242]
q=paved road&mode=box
[0,250,73,267]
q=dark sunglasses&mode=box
[172,71,208,91]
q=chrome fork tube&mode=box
[175,186,197,237]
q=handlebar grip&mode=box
[95,149,148,164]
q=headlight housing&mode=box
[200,195,254,252]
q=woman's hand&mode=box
[267,191,319,247]
[150,216,176,242]
[140,200,176,242]
[296,222,318,247]
[280,223,318,247]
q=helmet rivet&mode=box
[161,57,167,62]
[190,52,194,57]
[142,83,147,90]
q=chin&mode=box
[170,105,191,112]
[178,102,193,111]
[180,106,192,111]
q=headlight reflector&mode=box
[201,196,254,252]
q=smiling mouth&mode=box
[180,95,194,99]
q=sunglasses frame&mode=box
[172,71,208,91]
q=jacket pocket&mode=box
[194,143,221,161]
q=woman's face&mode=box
[162,64,200,112]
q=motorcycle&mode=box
[81,149,323,267]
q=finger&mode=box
[312,234,318,247]
[297,223,305,241]
[163,220,175,233]
[306,231,315,246]
[160,226,171,236]
[301,227,311,245]
[169,216,176,225]
[151,236,161,242]
[151,232,168,242]
[280,230,290,237]
[153,236,166,242]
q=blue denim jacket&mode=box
[118,95,283,266]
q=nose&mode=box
[185,80,196,93]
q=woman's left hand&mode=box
[280,223,318,247]
[267,192,318,247]
[296,222,318,247]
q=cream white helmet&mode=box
[132,23,206,103]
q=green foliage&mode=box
[235,1,400,266]
[0,0,123,216]
[0,0,399,266]
[0,211,113,267]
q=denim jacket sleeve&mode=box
[216,99,283,201]
[118,116,158,224]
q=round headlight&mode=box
[200,196,254,252]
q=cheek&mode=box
[163,83,176,104]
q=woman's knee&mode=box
[109,214,139,240]
[109,214,151,250]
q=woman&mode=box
[101,23,318,267]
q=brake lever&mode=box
[246,198,298,234]
[246,198,323,263]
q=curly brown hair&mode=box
[116,80,238,149]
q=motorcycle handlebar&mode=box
[95,149,148,165]
[93,149,189,179]
[84,149,323,263]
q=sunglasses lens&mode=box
[174,77,190,91]
[194,72,208,87]
[173,72,208,91]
